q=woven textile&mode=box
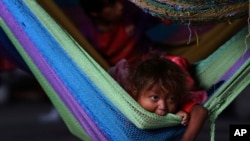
[0,0,249,141]
[128,0,249,24]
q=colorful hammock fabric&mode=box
[39,0,248,64]
[0,0,249,141]
[128,0,249,24]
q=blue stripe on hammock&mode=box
[2,0,250,140]
[0,1,106,140]
[1,0,185,140]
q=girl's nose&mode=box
[158,100,168,111]
[156,100,168,116]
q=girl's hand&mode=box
[176,110,190,126]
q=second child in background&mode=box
[79,0,161,66]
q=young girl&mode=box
[109,55,208,141]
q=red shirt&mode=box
[61,0,160,66]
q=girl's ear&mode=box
[129,85,138,99]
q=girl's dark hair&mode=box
[79,0,118,15]
[131,57,189,106]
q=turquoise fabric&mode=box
[0,0,249,140]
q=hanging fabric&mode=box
[0,0,249,141]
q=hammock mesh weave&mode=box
[0,0,249,141]
[128,0,249,24]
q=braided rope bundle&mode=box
[129,0,249,24]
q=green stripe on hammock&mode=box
[24,0,250,129]
[1,0,249,140]
[25,0,182,129]
[0,17,91,141]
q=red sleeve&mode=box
[182,100,198,113]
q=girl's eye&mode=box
[150,96,159,101]
[168,97,177,103]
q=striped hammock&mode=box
[128,0,249,24]
[0,0,249,141]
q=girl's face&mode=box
[99,0,123,23]
[136,84,178,116]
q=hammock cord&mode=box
[210,121,216,141]
[187,20,192,45]
[244,0,250,50]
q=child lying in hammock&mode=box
[77,0,161,66]
[108,55,208,141]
